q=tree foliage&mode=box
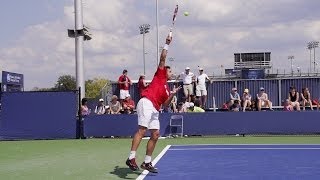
[31,75,111,99]
[85,78,110,99]
[54,75,76,91]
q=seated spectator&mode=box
[288,86,300,111]
[250,100,257,111]
[230,87,241,105]
[257,87,273,111]
[229,100,241,112]
[109,95,121,114]
[80,98,91,116]
[301,87,313,111]
[242,88,252,112]
[186,102,205,113]
[221,100,231,111]
[177,102,186,113]
[169,86,178,113]
[283,99,294,111]
[94,98,107,115]
[122,94,135,114]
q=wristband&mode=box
[163,44,169,51]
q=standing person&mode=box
[195,67,212,108]
[176,67,195,102]
[138,74,148,98]
[126,35,181,173]
[118,69,132,104]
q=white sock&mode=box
[144,155,152,163]
[128,151,136,160]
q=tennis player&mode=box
[126,35,181,173]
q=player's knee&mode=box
[151,131,160,140]
[137,127,147,137]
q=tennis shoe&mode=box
[140,162,158,173]
[126,158,139,171]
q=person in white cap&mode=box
[257,87,273,111]
[242,88,252,112]
[94,98,106,115]
[230,87,241,105]
[195,67,212,108]
[186,102,205,113]
[176,66,195,102]
[123,94,135,114]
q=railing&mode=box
[234,61,271,69]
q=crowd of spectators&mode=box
[80,69,320,116]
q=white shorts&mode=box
[120,89,129,100]
[196,85,207,96]
[137,98,160,130]
[183,84,193,96]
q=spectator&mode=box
[257,87,273,111]
[94,98,106,115]
[177,102,186,113]
[283,99,294,111]
[123,94,135,114]
[109,95,121,114]
[288,86,300,111]
[118,69,132,103]
[169,89,178,113]
[301,87,313,111]
[195,67,212,108]
[80,98,90,116]
[176,67,195,102]
[229,100,241,112]
[138,74,148,98]
[230,87,241,105]
[242,88,252,112]
[186,102,205,113]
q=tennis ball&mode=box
[184,11,189,16]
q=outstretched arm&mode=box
[159,36,172,69]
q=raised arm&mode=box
[159,36,172,69]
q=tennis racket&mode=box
[169,5,179,37]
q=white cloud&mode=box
[1,0,320,90]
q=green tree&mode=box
[85,78,110,99]
[54,75,76,91]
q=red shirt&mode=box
[141,67,170,111]
[123,99,135,109]
[118,75,131,90]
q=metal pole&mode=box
[310,48,312,72]
[314,46,316,72]
[75,0,85,99]
[156,0,159,66]
[143,32,146,75]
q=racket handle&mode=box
[169,31,172,37]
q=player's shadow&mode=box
[109,166,141,179]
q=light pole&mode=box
[307,42,313,72]
[139,24,150,75]
[156,0,160,65]
[288,55,294,76]
[307,41,319,72]
[168,57,174,67]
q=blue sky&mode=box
[1,0,320,90]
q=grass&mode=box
[1,136,320,180]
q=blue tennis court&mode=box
[138,144,320,180]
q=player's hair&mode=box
[165,66,171,70]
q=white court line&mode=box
[172,144,320,146]
[169,148,320,151]
[136,145,171,180]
